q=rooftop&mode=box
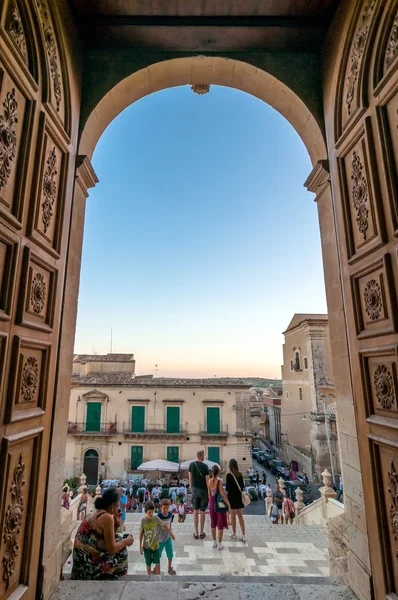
[72,373,251,388]
[73,353,135,363]
[283,313,328,334]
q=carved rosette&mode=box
[2,454,25,590]
[385,10,398,70]
[41,146,57,233]
[364,279,382,320]
[346,1,376,115]
[21,356,39,402]
[387,461,398,554]
[7,1,28,63]
[0,89,18,191]
[36,0,61,112]
[373,364,395,410]
[351,151,369,240]
[30,273,46,314]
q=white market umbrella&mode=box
[180,459,220,469]
[137,459,180,472]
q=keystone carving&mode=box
[41,146,57,233]
[2,454,25,589]
[351,151,369,240]
[364,279,382,320]
[0,89,18,191]
[21,356,39,402]
[30,273,46,314]
[374,364,395,410]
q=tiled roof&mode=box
[73,353,134,363]
[71,372,250,388]
[283,313,328,334]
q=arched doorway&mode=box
[83,449,99,486]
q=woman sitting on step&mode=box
[71,488,134,580]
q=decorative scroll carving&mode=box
[21,356,38,402]
[36,0,61,111]
[374,364,395,410]
[0,89,18,191]
[346,1,376,115]
[387,461,398,554]
[7,1,28,63]
[364,279,382,320]
[41,147,57,233]
[385,10,398,70]
[2,454,25,590]
[351,151,369,240]
[30,273,46,314]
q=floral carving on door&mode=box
[351,151,369,240]
[2,454,25,590]
[387,460,398,557]
[36,0,61,112]
[374,365,395,410]
[7,1,28,63]
[0,89,18,191]
[364,279,382,320]
[21,356,39,402]
[30,273,46,314]
[385,10,398,70]
[41,146,57,233]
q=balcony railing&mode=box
[200,422,228,436]
[68,421,117,435]
[123,423,187,436]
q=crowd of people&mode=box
[68,448,299,580]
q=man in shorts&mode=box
[273,481,285,525]
[188,449,210,539]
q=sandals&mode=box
[199,533,206,539]
[193,533,199,539]
[168,567,176,575]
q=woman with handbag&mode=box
[207,464,230,550]
[226,458,249,542]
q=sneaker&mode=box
[241,536,246,543]
[218,543,224,551]
[228,533,237,539]
[212,541,218,548]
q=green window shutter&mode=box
[131,446,143,469]
[206,407,220,433]
[166,406,180,433]
[167,446,179,463]
[86,402,101,432]
[131,406,145,432]
[208,447,220,465]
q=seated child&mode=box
[140,501,175,575]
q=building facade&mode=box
[65,355,253,483]
[281,314,340,480]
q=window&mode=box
[304,357,308,369]
[208,447,220,464]
[86,402,101,432]
[290,360,293,371]
[131,405,145,432]
[167,446,179,463]
[206,407,221,433]
[131,446,143,469]
[299,387,303,402]
[286,392,289,399]
[294,351,301,371]
[166,406,180,433]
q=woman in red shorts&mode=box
[207,464,231,550]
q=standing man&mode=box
[118,486,127,532]
[188,449,210,539]
[273,481,284,525]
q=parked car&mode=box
[257,450,272,467]
[270,459,283,475]
[252,447,260,459]
[270,459,290,478]
[295,471,310,484]
[284,480,313,505]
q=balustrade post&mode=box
[320,468,337,519]
[294,487,305,517]
[265,487,273,515]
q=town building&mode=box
[65,354,253,483]
[281,314,340,481]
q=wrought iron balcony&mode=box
[122,423,187,437]
[67,421,117,435]
[200,422,228,437]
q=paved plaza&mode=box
[64,514,330,579]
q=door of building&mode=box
[166,406,180,433]
[206,407,220,433]
[167,446,179,463]
[208,447,220,465]
[83,449,99,485]
[131,406,145,432]
[131,446,143,470]
[86,402,101,432]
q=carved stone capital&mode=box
[304,159,330,198]
[75,155,98,197]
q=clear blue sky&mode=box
[74,85,327,377]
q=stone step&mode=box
[53,579,356,600]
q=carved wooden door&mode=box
[0,1,77,597]
[326,1,398,597]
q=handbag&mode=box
[214,479,228,513]
[231,472,251,507]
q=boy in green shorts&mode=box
[156,499,176,575]
[140,500,175,575]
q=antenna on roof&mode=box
[110,327,113,354]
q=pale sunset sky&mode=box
[74,85,327,378]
